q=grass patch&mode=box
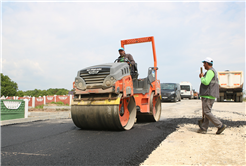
[50,101,67,105]
[55,108,70,111]
[35,104,44,109]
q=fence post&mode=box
[32,97,35,108]
[44,96,46,105]
[24,99,28,118]
[69,95,72,106]
[54,95,57,102]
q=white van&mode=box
[180,82,193,99]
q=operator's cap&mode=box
[118,47,124,51]
[202,57,213,64]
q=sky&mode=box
[1,0,245,93]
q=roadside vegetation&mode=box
[34,101,69,110]
[1,73,18,97]
[35,104,44,109]
[17,88,70,97]
[49,101,69,106]
[1,73,72,97]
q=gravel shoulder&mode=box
[141,100,246,165]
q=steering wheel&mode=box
[114,58,131,64]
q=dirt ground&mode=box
[141,100,245,165]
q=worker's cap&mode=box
[118,47,124,51]
[202,57,213,64]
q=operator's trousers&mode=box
[201,98,222,130]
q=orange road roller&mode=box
[71,36,161,130]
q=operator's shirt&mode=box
[118,54,135,65]
[200,70,216,99]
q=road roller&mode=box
[71,36,161,130]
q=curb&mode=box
[43,106,71,109]
[1,111,71,126]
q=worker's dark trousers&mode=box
[201,98,222,130]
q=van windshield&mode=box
[181,85,190,91]
[161,84,175,90]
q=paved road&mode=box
[1,119,178,166]
[2,100,245,166]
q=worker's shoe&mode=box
[198,119,203,130]
[216,124,227,134]
[197,128,207,134]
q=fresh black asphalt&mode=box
[1,118,245,166]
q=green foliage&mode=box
[0,73,69,97]
[50,101,65,105]
[17,90,25,97]
[35,104,44,109]
[18,88,69,97]
[1,73,18,97]
[56,89,69,95]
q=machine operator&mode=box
[117,47,138,79]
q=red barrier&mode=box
[46,96,55,104]
[4,95,71,106]
[56,95,70,105]
[35,97,44,106]
[18,97,32,107]
[5,97,14,100]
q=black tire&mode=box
[236,96,239,102]
[240,96,243,102]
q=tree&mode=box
[1,73,18,97]
[56,88,68,95]
[20,88,69,97]
[17,90,25,97]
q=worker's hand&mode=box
[124,58,130,64]
[199,73,204,78]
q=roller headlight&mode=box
[106,80,111,86]
[75,77,86,90]
[104,75,116,87]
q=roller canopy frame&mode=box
[121,36,159,95]
[120,36,157,68]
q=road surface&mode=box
[1,100,245,165]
